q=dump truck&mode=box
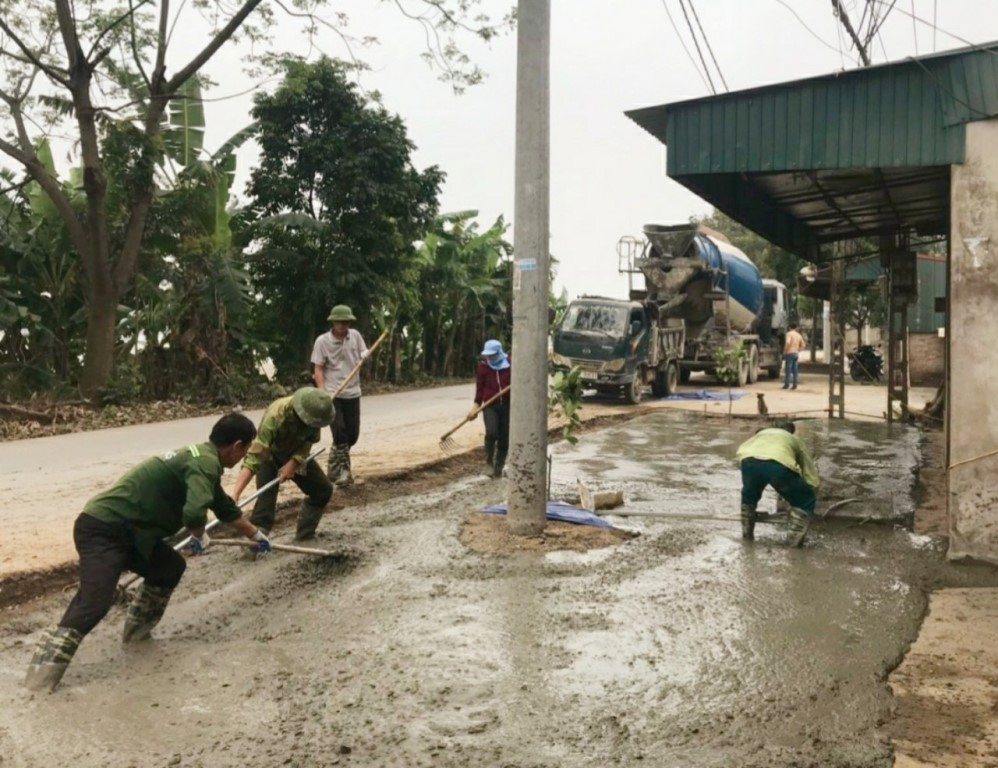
[549,223,790,403]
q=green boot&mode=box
[740,504,757,541]
[295,501,327,541]
[331,446,353,487]
[492,449,507,479]
[23,626,82,692]
[787,508,813,548]
[122,584,173,643]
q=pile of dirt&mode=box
[459,512,634,554]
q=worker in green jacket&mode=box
[231,387,334,542]
[735,420,820,547]
[23,412,270,693]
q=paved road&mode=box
[1,384,485,576]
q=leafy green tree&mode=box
[413,210,512,378]
[0,0,509,395]
[245,57,443,380]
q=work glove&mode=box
[250,529,272,555]
[188,532,210,555]
[360,349,370,360]
[467,406,479,421]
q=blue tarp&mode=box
[659,388,747,401]
[481,501,613,529]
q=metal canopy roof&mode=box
[627,43,998,259]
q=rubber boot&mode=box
[332,446,353,488]
[492,449,507,479]
[741,504,757,541]
[327,446,347,484]
[787,508,813,548]
[122,584,173,643]
[295,501,327,541]
[484,437,496,469]
[23,626,82,692]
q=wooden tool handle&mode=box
[210,539,338,557]
[440,385,511,442]
[330,329,389,400]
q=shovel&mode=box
[329,329,389,400]
[117,446,326,595]
[438,385,511,452]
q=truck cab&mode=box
[549,296,683,403]
[550,297,648,402]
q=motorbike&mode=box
[848,344,884,382]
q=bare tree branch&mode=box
[86,0,154,61]
[165,0,266,94]
[128,0,152,88]
[0,16,71,86]
[53,0,86,76]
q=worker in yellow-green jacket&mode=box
[735,420,820,547]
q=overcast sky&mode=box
[180,0,998,301]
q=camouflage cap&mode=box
[327,305,356,322]
[292,387,333,427]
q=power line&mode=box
[773,0,843,57]
[658,0,711,92]
[932,0,937,52]
[874,0,998,57]
[909,0,918,55]
[687,0,728,91]
[677,0,716,94]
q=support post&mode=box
[828,251,846,418]
[508,0,550,536]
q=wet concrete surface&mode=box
[2,411,997,767]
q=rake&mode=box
[438,385,511,453]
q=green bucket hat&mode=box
[292,387,333,427]
[327,305,356,323]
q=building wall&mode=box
[948,118,998,565]
[909,333,944,387]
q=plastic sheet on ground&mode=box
[659,388,747,401]
[481,501,613,528]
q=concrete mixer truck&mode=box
[549,223,790,403]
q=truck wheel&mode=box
[679,367,692,385]
[747,344,759,384]
[624,370,644,404]
[737,357,749,387]
[651,362,679,398]
[664,361,679,395]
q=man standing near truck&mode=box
[782,322,806,390]
[736,420,820,547]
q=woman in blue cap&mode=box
[470,339,511,478]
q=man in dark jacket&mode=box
[24,413,270,693]
[471,339,512,479]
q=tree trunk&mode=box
[79,292,118,395]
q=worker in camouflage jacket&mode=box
[232,387,334,542]
[23,413,270,693]
[735,420,820,547]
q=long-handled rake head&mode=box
[438,428,463,453]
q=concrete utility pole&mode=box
[508,0,550,536]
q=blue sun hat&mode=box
[480,339,510,370]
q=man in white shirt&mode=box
[311,305,369,486]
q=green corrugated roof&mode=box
[628,43,998,257]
